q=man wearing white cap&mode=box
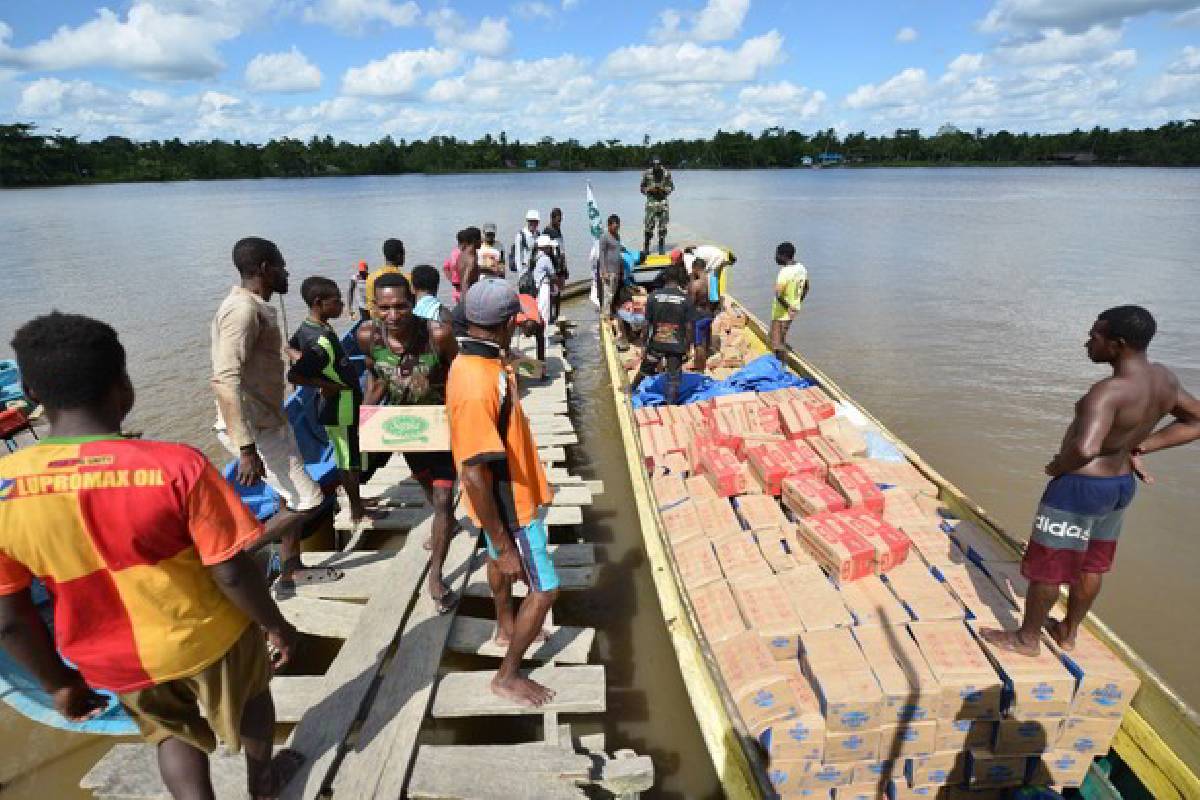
[511,209,540,279]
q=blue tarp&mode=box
[631,354,814,408]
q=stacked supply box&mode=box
[853,626,941,763]
[799,628,885,765]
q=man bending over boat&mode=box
[686,253,714,371]
[448,278,559,707]
[358,273,461,613]
[212,237,342,590]
[982,306,1200,656]
[633,261,695,405]
[1,312,303,798]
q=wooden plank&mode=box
[528,415,575,433]
[462,565,596,598]
[582,480,605,496]
[278,518,441,800]
[533,433,578,447]
[546,542,596,566]
[408,744,591,800]
[544,467,583,483]
[334,504,437,531]
[552,485,592,507]
[430,665,606,717]
[539,447,566,463]
[271,676,326,724]
[447,617,595,664]
[520,402,569,415]
[328,531,480,800]
[1113,709,1198,800]
[358,482,428,503]
[545,505,582,527]
[276,596,361,639]
[286,549,402,601]
[82,744,245,800]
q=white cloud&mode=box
[0,3,237,80]
[1170,44,1200,72]
[1173,6,1200,23]
[981,0,1200,33]
[895,27,919,43]
[732,80,826,129]
[245,47,322,93]
[1098,48,1138,70]
[604,30,784,83]
[562,0,580,8]
[302,0,420,34]
[426,54,587,106]
[845,67,929,109]
[996,24,1123,65]
[342,48,461,96]
[942,53,986,83]
[426,10,512,57]
[514,2,556,21]
[651,0,750,42]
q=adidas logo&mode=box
[1035,515,1092,541]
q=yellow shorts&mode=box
[118,623,272,754]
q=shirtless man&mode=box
[687,255,713,371]
[982,306,1200,655]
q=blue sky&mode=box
[0,0,1197,143]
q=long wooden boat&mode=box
[601,294,1200,799]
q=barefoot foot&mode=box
[1046,618,1077,651]
[492,627,550,648]
[980,627,1040,656]
[490,673,556,708]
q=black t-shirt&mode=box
[289,319,361,425]
[645,286,694,355]
[451,301,469,339]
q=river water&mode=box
[1,167,1198,797]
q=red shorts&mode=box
[1021,539,1118,585]
[515,294,542,326]
[1019,473,1134,585]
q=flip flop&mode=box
[433,590,458,615]
[287,566,345,586]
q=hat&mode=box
[465,277,521,326]
[482,222,497,234]
[525,209,540,221]
[536,234,555,248]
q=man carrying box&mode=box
[983,306,1200,656]
[448,278,559,707]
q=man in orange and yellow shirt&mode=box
[447,278,558,709]
[0,312,302,798]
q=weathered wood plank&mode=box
[533,433,579,447]
[276,596,361,639]
[552,485,592,506]
[446,617,595,664]
[408,744,592,800]
[546,542,596,566]
[539,447,566,463]
[333,504,435,531]
[430,665,606,717]
[285,549,403,601]
[330,532,480,800]
[462,565,596,598]
[545,505,583,526]
[270,676,326,724]
[528,416,575,434]
[81,744,244,800]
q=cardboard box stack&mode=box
[632,385,1134,797]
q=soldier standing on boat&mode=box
[981,306,1200,657]
[640,156,674,255]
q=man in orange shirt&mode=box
[0,313,301,798]
[447,278,558,708]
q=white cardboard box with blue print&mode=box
[359,405,450,452]
[798,628,884,733]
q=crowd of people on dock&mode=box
[2,162,1199,800]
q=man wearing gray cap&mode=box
[446,278,559,708]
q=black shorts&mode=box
[403,451,457,489]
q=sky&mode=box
[0,0,1198,144]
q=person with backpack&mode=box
[511,210,540,278]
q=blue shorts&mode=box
[484,514,559,593]
[694,315,713,344]
[1022,473,1135,584]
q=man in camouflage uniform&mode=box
[639,156,674,255]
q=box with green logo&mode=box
[359,405,450,452]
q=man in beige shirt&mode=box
[211,236,342,589]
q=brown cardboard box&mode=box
[786,564,855,630]
[993,718,1063,755]
[1054,626,1140,719]
[898,522,969,568]
[783,523,818,567]
[661,499,704,545]
[947,519,1020,565]
[768,760,852,793]
[808,435,854,468]
[734,493,789,531]
[1055,715,1122,756]
[835,782,889,800]
[359,405,450,452]
[651,473,689,511]
[734,677,798,730]
[798,386,837,421]
[852,625,939,724]
[712,533,775,581]
[935,719,994,751]
[781,438,829,479]
[658,450,690,477]
[779,399,820,440]
[906,750,967,786]
[1028,750,1095,788]
[879,721,938,758]
[881,487,926,528]
[759,664,826,762]
[697,497,745,539]
[828,464,885,514]
[882,562,965,623]
[782,475,848,517]
[685,474,720,502]
[819,417,869,457]
[799,628,884,732]
[840,511,912,573]
[976,629,1077,719]
[712,630,780,695]
[732,575,807,661]
[672,537,722,589]
[689,579,747,643]
[979,560,1029,607]
[794,513,876,583]
[703,450,758,497]
[855,459,939,499]
[934,564,1022,630]
[824,728,882,764]
[965,750,1027,788]
[889,785,943,800]
[838,576,912,627]
[907,621,1003,720]
[846,759,894,787]
[758,530,799,574]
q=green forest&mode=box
[2,120,1198,186]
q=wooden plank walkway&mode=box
[81,318,652,800]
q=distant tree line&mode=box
[2,120,1198,186]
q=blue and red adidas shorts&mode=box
[1021,473,1136,585]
